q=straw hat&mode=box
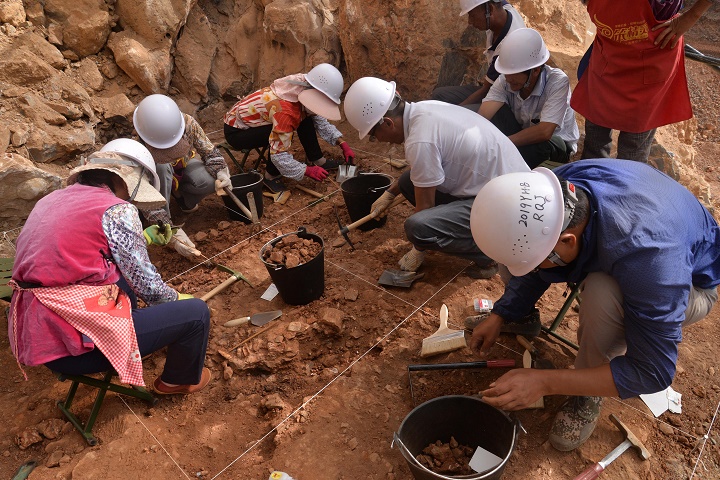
[67,152,167,210]
[298,88,341,121]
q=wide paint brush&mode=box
[420,304,467,357]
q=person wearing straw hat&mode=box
[431,0,525,111]
[343,76,528,279]
[133,94,230,259]
[222,63,356,193]
[468,160,719,451]
[479,28,579,169]
[7,143,212,395]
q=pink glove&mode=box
[340,142,355,165]
[305,165,329,181]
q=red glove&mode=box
[305,165,329,181]
[340,142,355,165]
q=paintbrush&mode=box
[420,304,467,357]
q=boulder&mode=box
[72,58,105,92]
[0,153,63,219]
[26,122,95,164]
[92,93,136,122]
[0,0,25,27]
[107,31,173,94]
[13,31,66,69]
[44,0,112,57]
[171,5,217,103]
[115,0,194,46]
[0,48,57,85]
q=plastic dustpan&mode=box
[378,269,425,288]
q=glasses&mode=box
[368,118,384,142]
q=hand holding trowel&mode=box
[335,194,406,249]
[224,310,282,327]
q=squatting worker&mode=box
[223,63,355,193]
[343,77,529,278]
[479,28,579,168]
[468,160,719,451]
[8,146,212,395]
[573,0,713,162]
[133,94,231,259]
[432,0,526,110]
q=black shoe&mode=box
[263,177,286,194]
[313,158,343,171]
[172,193,199,213]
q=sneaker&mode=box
[549,396,603,451]
[466,261,499,279]
[464,308,542,337]
[153,368,211,395]
[263,176,286,194]
[173,193,199,213]
[313,158,342,171]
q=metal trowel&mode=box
[224,310,282,327]
[336,164,358,183]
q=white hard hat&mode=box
[133,94,186,149]
[459,0,498,16]
[495,28,550,74]
[100,138,160,189]
[305,63,343,104]
[470,168,564,277]
[343,77,397,140]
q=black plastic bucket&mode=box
[222,172,263,223]
[340,173,394,231]
[394,396,519,480]
[259,227,324,305]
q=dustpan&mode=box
[336,164,358,183]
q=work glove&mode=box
[305,165,329,181]
[371,190,396,219]
[176,292,195,300]
[215,167,232,195]
[339,141,355,165]
[168,228,202,260]
[143,223,173,246]
[398,247,426,272]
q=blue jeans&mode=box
[398,171,493,266]
[46,298,210,385]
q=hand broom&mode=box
[420,304,467,357]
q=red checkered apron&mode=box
[12,282,144,386]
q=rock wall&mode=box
[0,0,712,224]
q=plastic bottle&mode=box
[473,298,493,313]
[269,472,295,480]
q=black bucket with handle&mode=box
[259,227,324,305]
[340,173,394,231]
[222,172,263,223]
[394,395,519,480]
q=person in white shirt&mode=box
[344,77,529,278]
[479,28,579,168]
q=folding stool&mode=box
[54,370,157,445]
[217,141,269,173]
[541,282,581,350]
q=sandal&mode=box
[153,367,211,395]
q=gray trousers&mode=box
[431,84,482,113]
[575,272,718,370]
[157,159,216,216]
[581,119,656,163]
[398,171,493,266]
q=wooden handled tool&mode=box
[295,184,325,198]
[223,186,254,220]
[338,194,405,236]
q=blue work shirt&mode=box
[493,159,720,398]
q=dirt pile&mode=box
[262,234,323,269]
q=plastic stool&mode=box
[541,282,580,350]
[54,370,158,445]
[218,142,269,173]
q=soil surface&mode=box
[2,20,720,480]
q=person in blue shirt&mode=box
[467,159,720,451]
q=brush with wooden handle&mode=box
[420,304,467,357]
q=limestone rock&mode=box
[0,0,26,27]
[44,0,111,57]
[317,307,345,336]
[107,31,172,94]
[92,93,135,122]
[73,58,105,92]
[26,122,95,163]
[115,0,194,46]
[15,426,43,450]
[171,5,216,103]
[0,48,57,85]
[24,1,45,27]
[38,418,68,440]
[0,153,63,219]
[46,449,64,467]
[13,31,66,69]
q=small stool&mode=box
[54,370,158,445]
[218,141,269,173]
[541,282,581,350]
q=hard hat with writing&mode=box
[494,28,550,74]
[343,77,397,140]
[100,138,160,189]
[133,94,186,149]
[469,168,564,276]
[459,0,500,16]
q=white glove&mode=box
[168,228,202,259]
[398,247,425,272]
[215,167,232,195]
[371,190,396,219]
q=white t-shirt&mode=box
[484,5,527,84]
[484,65,580,153]
[402,101,529,198]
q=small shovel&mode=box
[336,164,358,183]
[224,310,282,327]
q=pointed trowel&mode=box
[224,310,282,327]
